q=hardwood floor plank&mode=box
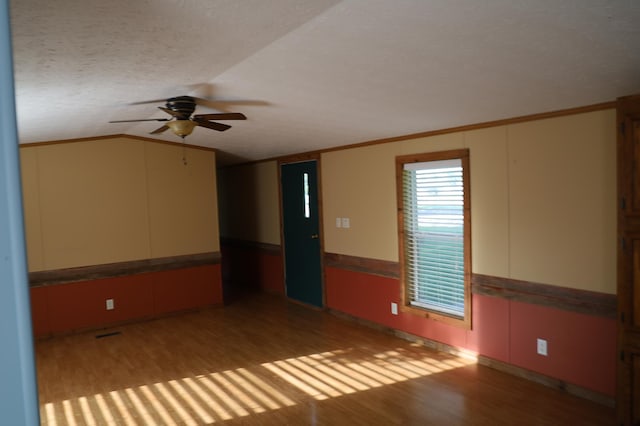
[36,293,613,425]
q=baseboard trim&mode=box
[475,355,614,408]
[34,304,222,341]
[327,307,614,407]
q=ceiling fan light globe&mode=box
[166,120,196,137]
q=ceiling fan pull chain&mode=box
[182,140,188,166]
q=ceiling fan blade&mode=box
[128,98,170,105]
[109,118,170,123]
[192,97,269,109]
[194,118,231,132]
[193,112,246,121]
[150,125,169,135]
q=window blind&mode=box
[403,159,465,318]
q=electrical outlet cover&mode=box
[536,338,548,356]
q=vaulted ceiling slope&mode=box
[10,0,640,165]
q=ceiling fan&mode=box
[109,96,246,138]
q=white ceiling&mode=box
[10,0,640,165]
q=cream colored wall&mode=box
[20,137,220,272]
[506,112,616,292]
[321,109,616,294]
[20,148,45,270]
[145,142,219,258]
[322,143,399,261]
[464,126,511,278]
[217,161,281,245]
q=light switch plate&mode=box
[341,217,350,228]
[336,217,342,228]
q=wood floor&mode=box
[35,293,614,425]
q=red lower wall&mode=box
[30,264,223,338]
[508,300,616,395]
[221,243,284,295]
[325,266,616,397]
[59,246,612,398]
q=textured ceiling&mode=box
[10,0,640,165]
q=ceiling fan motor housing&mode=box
[165,96,197,119]
[109,94,245,136]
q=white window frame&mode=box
[396,149,471,329]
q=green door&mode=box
[281,160,323,307]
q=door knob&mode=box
[311,234,319,239]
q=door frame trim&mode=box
[278,154,326,308]
[616,93,640,424]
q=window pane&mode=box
[303,173,310,218]
[403,158,465,318]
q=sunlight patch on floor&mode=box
[261,347,476,401]
[40,347,474,425]
[40,366,296,425]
